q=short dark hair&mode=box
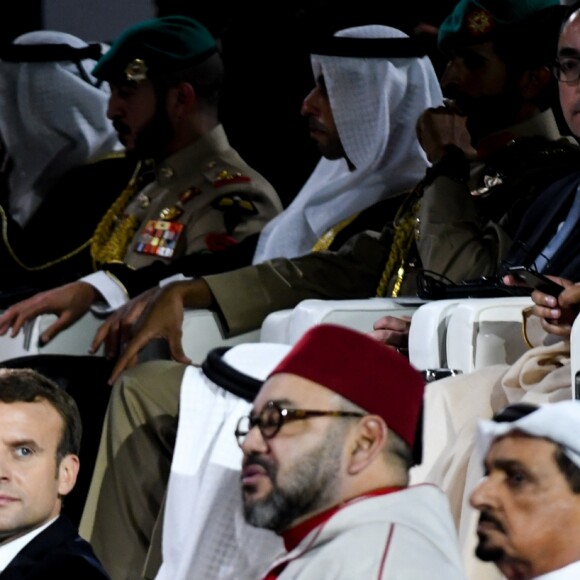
[153,51,224,109]
[494,6,566,112]
[0,367,82,462]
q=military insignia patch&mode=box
[213,170,252,188]
[211,195,258,214]
[159,187,202,221]
[126,58,148,82]
[466,8,494,37]
[205,232,238,251]
[135,219,183,258]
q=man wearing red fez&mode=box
[236,324,465,579]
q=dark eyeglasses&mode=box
[553,56,580,85]
[234,400,364,447]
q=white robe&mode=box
[252,25,443,263]
[155,345,290,580]
[267,485,466,580]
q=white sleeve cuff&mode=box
[81,271,129,314]
[159,273,194,287]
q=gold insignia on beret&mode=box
[125,58,148,82]
[466,8,494,37]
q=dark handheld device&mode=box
[507,266,565,296]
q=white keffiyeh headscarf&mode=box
[0,30,121,226]
[252,25,443,264]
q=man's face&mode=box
[301,75,346,161]
[107,79,175,159]
[240,374,348,533]
[0,400,78,544]
[557,11,580,139]
[440,41,519,139]
[470,433,580,579]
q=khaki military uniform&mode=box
[204,110,580,336]
[417,110,580,283]
[93,124,282,272]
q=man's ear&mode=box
[346,416,387,476]
[57,454,79,497]
[519,66,552,100]
[169,82,196,117]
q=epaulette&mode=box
[212,169,252,188]
[211,194,259,235]
[211,194,258,215]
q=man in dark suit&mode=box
[0,368,109,579]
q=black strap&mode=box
[308,36,430,58]
[201,346,263,402]
[0,43,103,63]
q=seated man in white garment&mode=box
[235,324,465,579]
[0,22,441,345]
[470,400,580,580]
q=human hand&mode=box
[89,287,159,360]
[107,280,202,384]
[368,315,413,353]
[0,281,98,344]
[530,277,578,337]
[416,103,477,163]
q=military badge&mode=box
[466,8,494,38]
[212,194,257,215]
[135,219,183,258]
[125,58,148,82]
[211,194,258,233]
[471,173,504,197]
[159,187,202,221]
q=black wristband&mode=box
[424,145,470,186]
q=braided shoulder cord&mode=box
[311,214,359,252]
[90,161,144,269]
[375,186,423,298]
[0,205,91,271]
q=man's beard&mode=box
[474,512,507,563]
[242,425,345,533]
[444,87,521,144]
[122,105,175,162]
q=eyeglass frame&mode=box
[552,56,580,85]
[234,400,365,447]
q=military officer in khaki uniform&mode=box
[0,15,281,338]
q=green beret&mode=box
[93,15,218,83]
[438,0,560,50]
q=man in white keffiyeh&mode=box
[0,30,121,227]
[252,24,443,263]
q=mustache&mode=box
[243,453,276,479]
[112,119,130,135]
[478,510,506,532]
[308,119,325,132]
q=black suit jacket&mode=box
[501,169,580,280]
[0,516,110,579]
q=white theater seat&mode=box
[0,312,106,363]
[260,297,428,345]
[444,296,534,374]
[408,299,465,372]
[179,310,260,365]
[172,298,427,367]
[136,309,260,367]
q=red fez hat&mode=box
[268,324,425,450]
